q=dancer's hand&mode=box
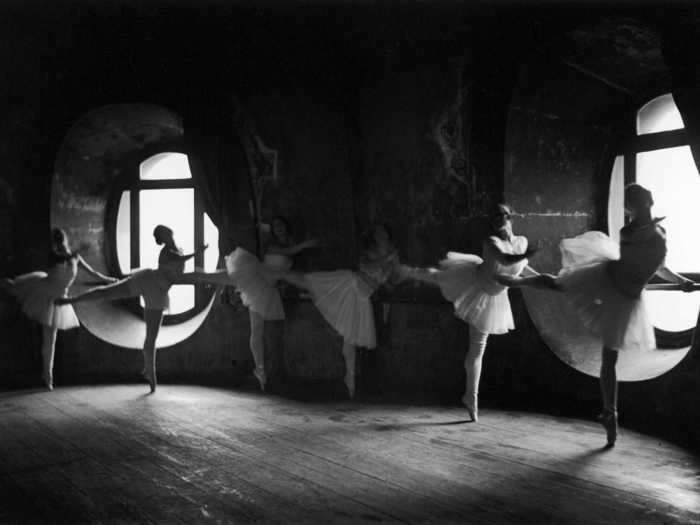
[302,238,321,249]
[680,279,697,292]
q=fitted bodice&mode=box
[358,248,399,292]
[158,247,185,280]
[609,221,666,297]
[263,253,294,272]
[478,235,528,294]
[47,257,78,291]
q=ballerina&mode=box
[1,228,116,389]
[505,183,696,447]
[400,204,538,422]
[175,216,318,391]
[56,225,206,392]
[276,224,400,398]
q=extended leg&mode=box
[277,271,309,291]
[249,310,266,391]
[59,279,134,305]
[599,346,619,447]
[342,341,357,399]
[175,270,233,286]
[142,308,164,393]
[463,327,489,422]
[41,325,58,390]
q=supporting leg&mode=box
[342,341,357,399]
[142,308,164,393]
[463,327,489,422]
[599,346,619,447]
[249,310,266,391]
[41,325,58,390]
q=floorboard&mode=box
[0,385,698,524]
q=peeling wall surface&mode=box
[0,5,699,448]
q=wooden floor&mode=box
[1,386,699,525]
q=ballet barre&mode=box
[645,283,700,291]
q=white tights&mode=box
[464,327,489,404]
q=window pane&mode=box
[140,152,192,180]
[607,156,624,243]
[116,190,130,274]
[645,291,700,333]
[637,146,700,332]
[203,213,220,271]
[636,94,684,135]
[139,188,195,313]
[637,146,700,272]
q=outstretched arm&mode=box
[656,265,696,291]
[77,255,118,283]
[267,239,319,256]
[168,244,208,262]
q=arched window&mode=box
[609,93,700,345]
[112,151,219,322]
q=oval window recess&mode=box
[51,103,215,349]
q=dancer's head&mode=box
[488,203,513,238]
[624,183,653,219]
[362,224,392,251]
[271,216,291,241]
[153,224,174,245]
[51,228,69,253]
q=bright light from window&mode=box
[140,152,191,180]
[607,156,624,243]
[637,94,684,135]
[645,291,700,332]
[139,188,195,314]
[116,191,130,274]
[204,213,219,272]
[636,146,700,273]
[115,152,220,316]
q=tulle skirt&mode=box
[306,270,377,348]
[558,231,655,352]
[225,248,284,321]
[126,269,172,311]
[434,254,514,335]
[9,272,80,329]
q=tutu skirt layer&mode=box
[225,248,284,321]
[126,269,172,311]
[435,255,514,335]
[306,270,376,348]
[558,231,655,352]
[10,272,79,329]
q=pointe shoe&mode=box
[143,371,156,393]
[253,367,267,392]
[42,373,54,391]
[597,409,618,447]
[344,372,356,399]
[461,393,478,422]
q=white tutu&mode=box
[9,267,79,329]
[126,269,172,311]
[306,270,376,348]
[557,231,655,352]
[434,253,514,335]
[225,248,284,321]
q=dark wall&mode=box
[1,2,699,449]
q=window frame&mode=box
[611,92,699,348]
[104,142,215,326]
